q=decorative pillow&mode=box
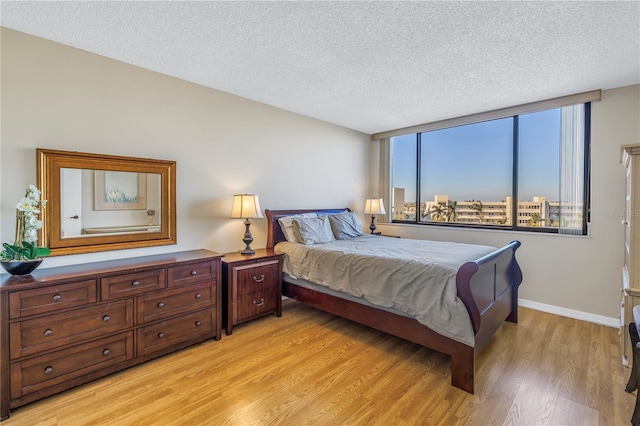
[328,211,364,239]
[278,213,317,243]
[293,215,335,245]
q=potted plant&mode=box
[1,184,51,275]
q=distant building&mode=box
[392,187,405,220]
[392,189,582,229]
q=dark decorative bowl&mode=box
[0,259,43,276]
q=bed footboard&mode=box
[456,240,523,352]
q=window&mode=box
[390,103,590,234]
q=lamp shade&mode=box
[230,194,264,219]
[364,198,386,215]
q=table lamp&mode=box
[364,198,386,234]
[230,194,263,254]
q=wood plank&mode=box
[0,300,634,425]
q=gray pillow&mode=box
[278,213,317,243]
[328,211,364,239]
[293,215,335,245]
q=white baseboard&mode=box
[519,298,619,328]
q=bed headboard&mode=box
[264,208,350,249]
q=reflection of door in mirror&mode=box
[60,168,82,237]
[60,168,163,238]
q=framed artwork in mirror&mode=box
[95,171,147,210]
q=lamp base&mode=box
[369,216,377,234]
[240,218,255,255]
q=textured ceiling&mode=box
[1,1,639,135]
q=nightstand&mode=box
[222,248,282,335]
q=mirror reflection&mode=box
[60,168,162,238]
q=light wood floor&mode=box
[1,299,636,425]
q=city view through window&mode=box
[391,107,586,231]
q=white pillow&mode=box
[328,211,364,239]
[278,213,317,243]
[293,215,335,245]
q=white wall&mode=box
[0,28,370,267]
[373,84,640,324]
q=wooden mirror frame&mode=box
[37,149,177,256]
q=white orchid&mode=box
[1,185,51,261]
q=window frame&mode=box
[389,103,591,235]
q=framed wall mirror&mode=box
[37,149,177,256]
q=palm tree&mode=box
[527,213,541,227]
[445,201,458,223]
[471,201,484,224]
[420,203,429,221]
[429,204,446,222]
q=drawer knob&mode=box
[103,315,111,322]
[132,281,140,287]
[195,293,202,299]
[103,349,110,356]
[52,294,62,302]
[157,302,165,308]
[157,332,165,339]
[195,321,202,326]
[190,270,198,276]
[44,366,53,375]
[44,329,53,337]
[253,274,265,283]
[253,298,265,307]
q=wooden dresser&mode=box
[0,249,222,419]
[621,144,640,367]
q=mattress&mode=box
[275,235,497,346]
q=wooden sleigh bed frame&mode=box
[265,208,523,394]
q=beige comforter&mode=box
[275,235,497,346]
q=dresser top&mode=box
[1,249,222,290]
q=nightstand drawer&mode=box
[237,288,278,321]
[101,269,166,300]
[137,309,215,357]
[11,300,134,359]
[168,261,216,287]
[12,331,134,399]
[137,282,214,324]
[235,260,279,295]
[9,280,98,319]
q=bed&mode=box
[265,208,523,394]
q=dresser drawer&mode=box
[137,282,215,324]
[137,309,215,357]
[237,288,278,322]
[234,260,279,296]
[11,300,134,359]
[101,269,166,300]
[11,332,134,399]
[9,280,98,319]
[168,260,217,287]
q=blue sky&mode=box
[392,108,561,203]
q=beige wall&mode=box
[374,84,640,324]
[0,28,370,267]
[3,28,638,325]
